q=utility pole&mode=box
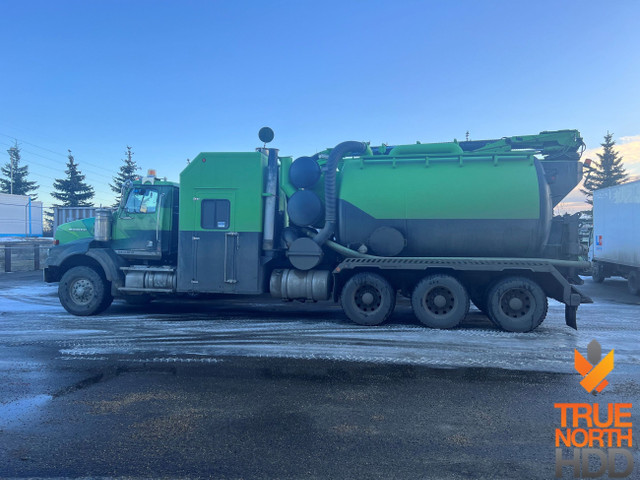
[8,146,16,194]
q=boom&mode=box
[458,129,585,160]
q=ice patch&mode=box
[0,394,52,429]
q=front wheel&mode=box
[486,277,547,332]
[59,266,113,316]
[340,273,396,326]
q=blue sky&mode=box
[1,0,639,210]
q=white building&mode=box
[0,193,43,237]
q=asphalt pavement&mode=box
[0,271,638,479]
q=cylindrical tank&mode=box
[93,208,113,242]
[289,156,321,189]
[335,154,552,257]
[287,189,324,227]
[270,269,331,301]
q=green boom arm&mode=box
[460,129,585,160]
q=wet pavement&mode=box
[0,271,639,479]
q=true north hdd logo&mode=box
[554,340,634,478]
[575,339,614,394]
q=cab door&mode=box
[112,186,163,258]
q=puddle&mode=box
[0,394,52,429]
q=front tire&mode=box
[340,273,396,326]
[59,266,113,316]
[486,277,547,332]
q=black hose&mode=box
[313,140,368,245]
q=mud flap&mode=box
[565,305,578,330]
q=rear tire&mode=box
[628,270,640,296]
[486,277,547,332]
[59,266,113,316]
[340,273,396,326]
[592,262,605,283]
[411,275,469,329]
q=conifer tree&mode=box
[580,132,628,221]
[0,142,39,199]
[110,146,138,205]
[51,150,95,206]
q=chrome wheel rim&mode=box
[70,278,94,305]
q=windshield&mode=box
[123,187,158,214]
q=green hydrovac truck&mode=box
[45,128,591,332]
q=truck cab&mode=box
[53,175,179,261]
[111,179,180,262]
[45,174,180,315]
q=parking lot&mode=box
[1,271,639,478]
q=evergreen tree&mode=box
[51,150,95,207]
[110,146,138,205]
[580,132,629,209]
[43,207,55,237]
[0,142,39,199]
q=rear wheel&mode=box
[411,275,469,329]
[486,277,547,332]
[592,262,605,283]
[340,273,396,326]
[628,270,640,296]
[59,266,113,316]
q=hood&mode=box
[55,217,95,245]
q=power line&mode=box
[0,132,117,174]
[5,143,115,179]
[0,140,115,198]
[0,132,67,158]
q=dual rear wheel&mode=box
[485,277,548,332]
[340,273,548,332]
[411,275,469,329]
[340,273,396,326]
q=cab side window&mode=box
[124,188,158,214]
[201,199,230,229]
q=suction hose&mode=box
[313,140,368,245]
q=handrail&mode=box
[155,193,165,254]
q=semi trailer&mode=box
[44,128,591,332]
[590,180,640,294]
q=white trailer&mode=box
[590,180,640,294]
